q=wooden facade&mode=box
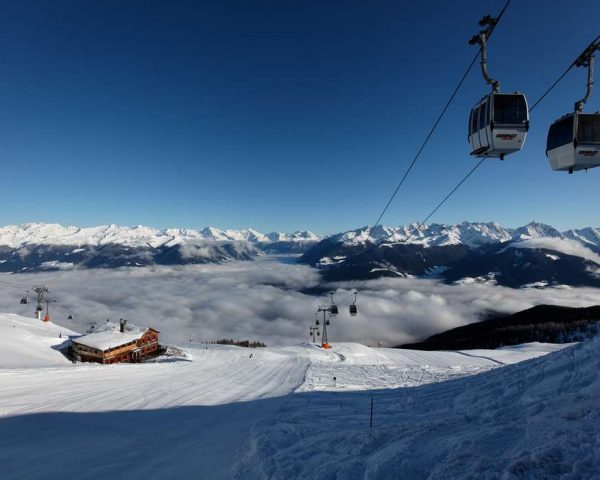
[72,328,160,364]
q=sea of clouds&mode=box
[1,256,600,347]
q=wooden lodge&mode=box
[72,319,160,364]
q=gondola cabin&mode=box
[468,93,529,159]
[546,112,600,173]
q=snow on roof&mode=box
[72,322,151,352]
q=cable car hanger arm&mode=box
[469,16,501,92]
[468,1,513,94]
[574,40,599,112]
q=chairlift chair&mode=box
[20,297,28,305]
[330,305,338,316]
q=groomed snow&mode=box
[0,313,589,479]
[238,338,600,479]
[0,313,77,368]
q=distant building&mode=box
[72,319,160,364]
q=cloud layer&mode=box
[1,257,600,347]
[511,238,600,265]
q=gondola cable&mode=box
[372,32,600,251]
[335,32,600,307]
[368,0,513,236]
[530,33,600,113]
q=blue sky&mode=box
[0,0,598,234]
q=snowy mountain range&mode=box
[301,221,600,288]
[1,221,600,287]
[0,223,321,249]
[327,221,598,249]
[0,223,321,272]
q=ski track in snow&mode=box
[0,313,584,479]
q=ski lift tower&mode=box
[32,285,49,321]
[43,298,57,323]
[316,292,339,349]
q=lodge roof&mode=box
[72,322,157,352]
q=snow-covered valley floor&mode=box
[1,313,596,479]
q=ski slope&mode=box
[238,342,600,479]
[0,313,582,479]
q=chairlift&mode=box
[68,315,73,320]
[547,42,600,173]
[316,319,320,326]
[20,297,28,305]
[36,306,43,312]
[467,15,529,160]
[326,319,330,326]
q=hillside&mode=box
[0,312,573,479]
[239,334,600,478]
[0,313,77,368]
[400,304,600,350]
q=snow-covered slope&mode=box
[0,313,78,368]
[0,223,322,248]
[511,221,564,241]
[564,226,600,247]
[239,338,599,479]
[0,313,578,479]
